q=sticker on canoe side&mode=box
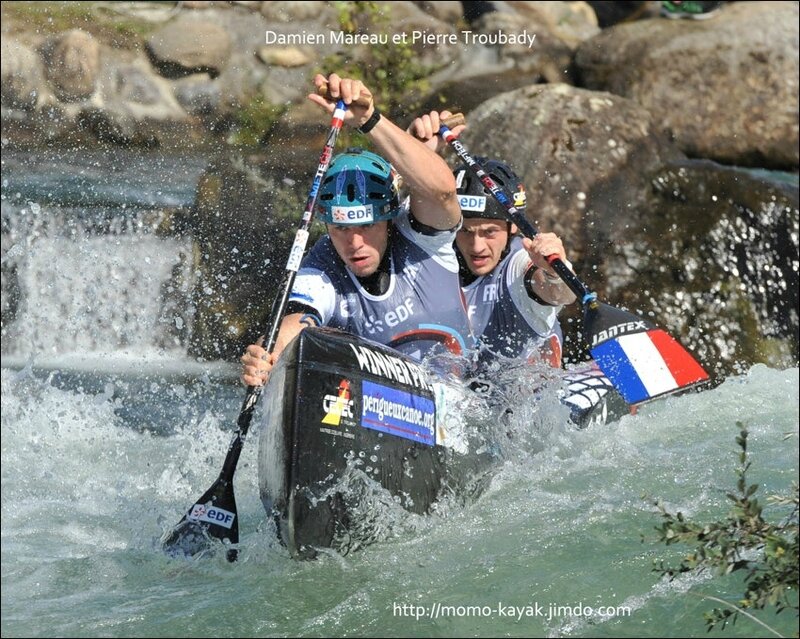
[361,380,435,445]
[321,379,355,427]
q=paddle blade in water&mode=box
[161,477,239,562]
[585,302,709,405]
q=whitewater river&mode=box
[2,364,797,637]
[1,150,797,638]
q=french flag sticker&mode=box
[591,329,709,405]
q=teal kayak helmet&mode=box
[454,158,527,220]
[317,148,401,225]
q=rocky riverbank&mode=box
[1,1,798,374]
[2,2,797,164]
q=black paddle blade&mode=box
[584,301,709,405]
[161,476,239,562]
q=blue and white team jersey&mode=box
[463,236,563,365]
[289,204,474,360]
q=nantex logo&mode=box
[322,379,354,426]
[592,321,648,345]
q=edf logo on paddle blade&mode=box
[189,503,236,529]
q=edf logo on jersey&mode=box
[363,298,416,334]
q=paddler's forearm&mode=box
[364,114,461,230]
[529,269,578,306]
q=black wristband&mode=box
[358,108,381,134]
[524,265,557,307]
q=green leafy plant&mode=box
[1,1,156,49]
[229,96,287,147]
[322,1,432,125]
[652,425,799,633]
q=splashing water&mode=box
[2,149,797,639]
[1,363,797,638]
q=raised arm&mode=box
[308,73,461,230]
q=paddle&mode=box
[438,122,709,405]
[161,100,350,561]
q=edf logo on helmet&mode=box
[458,191,525,213]
[331,204,375,224]
[458,195,487,212]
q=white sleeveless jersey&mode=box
[463,236,563,364]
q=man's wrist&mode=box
[358,108,382,134]
[544,259,572,283]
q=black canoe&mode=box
[258,327,625,559]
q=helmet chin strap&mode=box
[501,221,514,259]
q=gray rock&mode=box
[604,161,799,377]
[181,1,222,8]
[112,64,187,121]
[575,1,799,169]
[411,0,463,23]
[172,74,222,116]
[186,155,309,359]
[419,5,585,114]
[506,1,600,49]
[471,11,572,77]
[1,39,45,111]
[40,29,101,102]
[146,16,232,78]
[116,65,164,105]
[260,1,336,23]
[460,83,682,261]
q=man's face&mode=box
[455,218,514,277]
[327,222,390,278]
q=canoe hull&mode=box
[258,327,619,558]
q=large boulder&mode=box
[185,155,309,360]
[172,73,222,116]
[146,16,232,79]
[39,29,101,102]
[77,59,192,147]
[575,1,799,169]
[459,83,683,262]
[454,82,794,374]
[602,161,799,377]
[1,39,45,111]
[421,2,600,114]
[506,1,600,49]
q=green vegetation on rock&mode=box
[320,0,432,148]
[1,1,155,49]
[229,96,288,147]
